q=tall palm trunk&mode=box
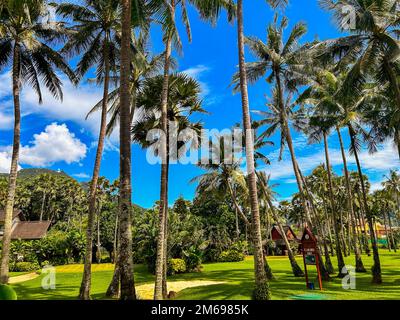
[162,141,170,298]
[298,169,331,280]
[118,0,136,299]
[348,125,382,284]
[387,211,397,252]
[383,208,391,252]
[96,202,102,263]
[79,41,110,300]
[337,126,365,272]
[259,182,304,277]
[323,132,346,277]
[0,44,21,284]
[113,213,118,263]
[321,196,335,256]
[40,191,46,221]
[237,0,269,300]
[356,190,370,255]
[154,20,173,300]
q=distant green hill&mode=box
[0,168,70,179]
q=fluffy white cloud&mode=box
[0,111,13,131]
[19,123,87,167]
[0,151,13,173]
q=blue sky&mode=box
[0,1,399,208]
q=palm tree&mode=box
[318,0,400,133]
[299,71,366,274]
[132,72,206,297]
[238,12,315,226]
[56,0,121,300]
[118,0,135,300]
[192,134,252,227]
[344,104,382,284]
[152,0,235,300]
[86,33,165,136]
[0,0,76,284]
[256,171,304,277]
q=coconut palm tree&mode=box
[151,0,235,300]
[256,171,304,277]
[0,0,76,284]
[118,0,136,300]
[86,33,165,136]
[132,72,205,295]
[191,132,275,280]
[237,12,316,226]
[56,0,121,300]
[333,89,383,283]
[299,71,366,274]
[318,0,400,127]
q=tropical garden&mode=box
[0,0,399,301]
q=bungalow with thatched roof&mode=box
[0,209,50,240]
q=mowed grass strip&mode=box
[10,250,400,300]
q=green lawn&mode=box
[11,250,400,300]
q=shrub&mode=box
[11,261,40,272]
[183,247,202,272]
[168,258,187,275]
[218,249,245,262]
[218,241,247,262]
[34,229,86,265]
[0,285,17,300]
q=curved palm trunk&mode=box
[356,190,371,255]
[336,127,365,272]
[79,42,110,300]
[298,168,331,280]
[0,44,21,284]
[154,27,173,300]
[383,208,391,252]
[237,0,270,300]
[348,125,382,284]
[40,191,46,221]
[321,196,335,256]
[323,132,346,277]
[387,211,397,252]
[118,0,136,300]
[259,184,304,277]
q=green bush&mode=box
[168,258,187,275]
[0,285,17,300]
[218,249,245,262]
[183,247,202,272]
[11,261,40,272]
[217,241,247,262]
[35,229,86,265]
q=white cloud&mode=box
[19,123,87,167]
[0,71,120,141]
[0,111,13,131]
[182,65,211,97]
[72,173,90,179]
[0,151,13,173]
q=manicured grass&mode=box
[11,250,400,300]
